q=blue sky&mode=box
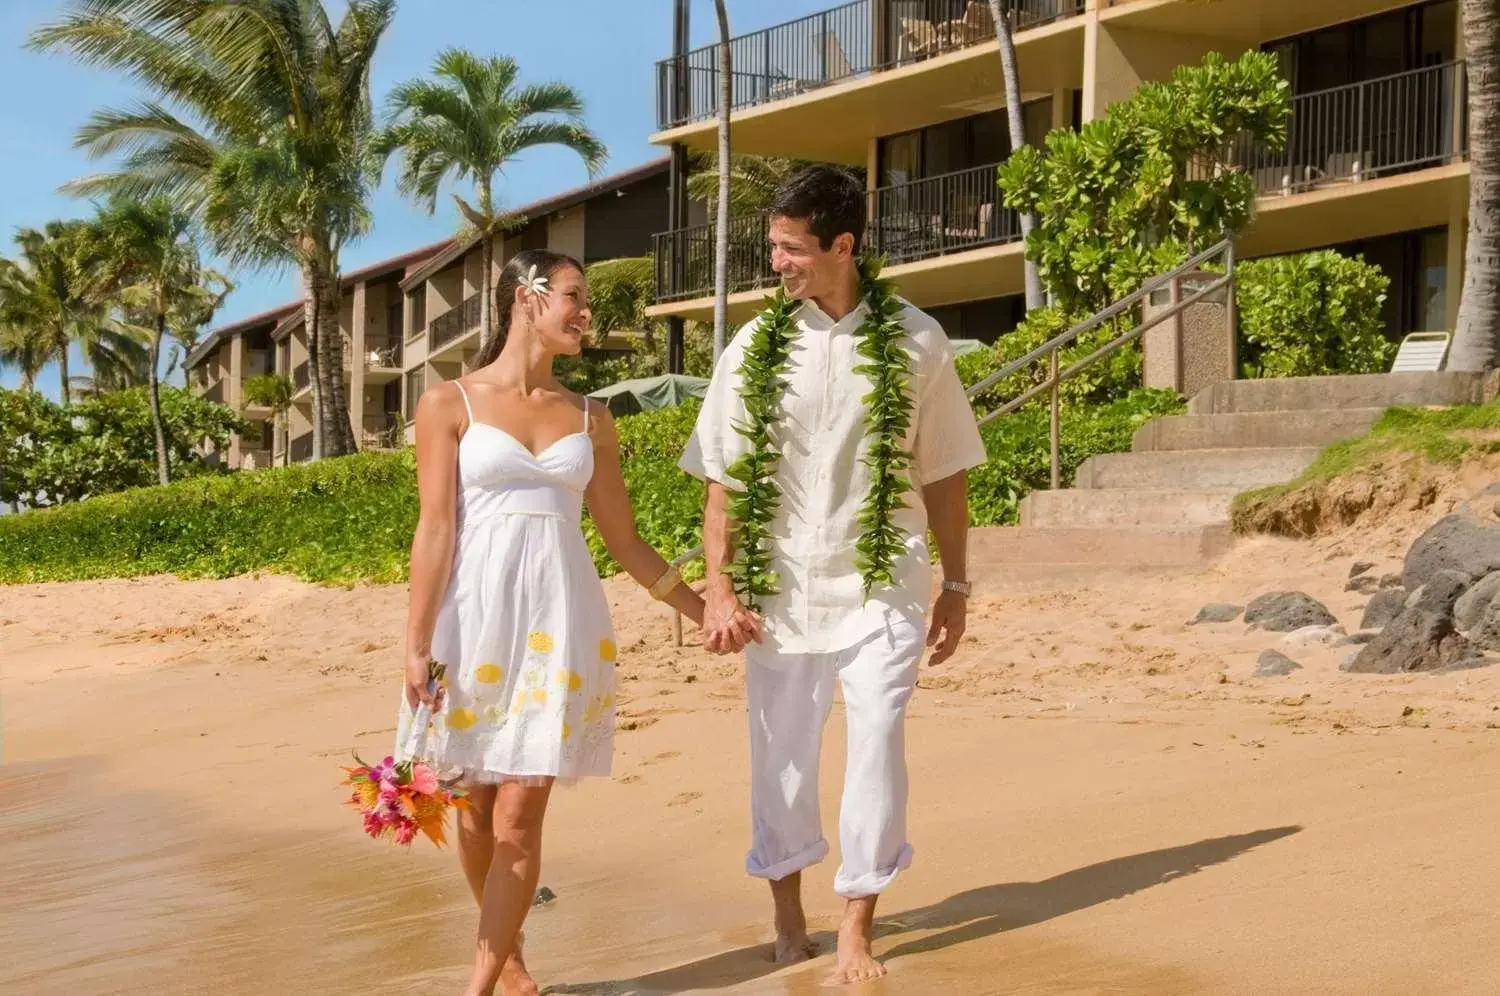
[0,0,834,396]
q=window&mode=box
[1265,1,1458,96]
[925,296,1026,345]
[1329,226,1449,342]
[404,368,425,423]
[877,98,1054,186]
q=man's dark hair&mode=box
[769,165,865,252]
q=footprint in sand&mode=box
[667,791,701,807]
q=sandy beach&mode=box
[8,497,1500,994]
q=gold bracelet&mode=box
[648,565,682,601]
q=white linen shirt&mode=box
[679,296,988,655]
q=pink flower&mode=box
[409,765,438,795]
[378,780,400,803]
[394,820,418,845]
[362,811,385,838]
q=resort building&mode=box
[647,0,1470,347]
[186,158,675,467]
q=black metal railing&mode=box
[292,360,310,392]
[362,335,403,369]
[429,294,482,350]
[653,162,1019,302]
[289,432,313,463]
[656,0,1084,128]
[1234,62,1468,197]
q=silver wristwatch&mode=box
[941,579,972,597]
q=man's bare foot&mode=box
[499,932,539,996]
[823,900,885,986]
[768,871,818,964]
[773,930,819,964]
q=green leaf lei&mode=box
[724,257,914,609]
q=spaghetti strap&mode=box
[581,397,591,435]
[453,380,476,429]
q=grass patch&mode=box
[1232,397,1500,525]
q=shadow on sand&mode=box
[542,825,1301,995]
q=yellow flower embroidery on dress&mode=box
[475,663,503,684]
[599,638,617,662]
[530,688,548,706]
[447,707,478,731]
[528,632,554,654]
[561,721,572,743]
[483,705,504,724]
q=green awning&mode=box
[588,373,710,415]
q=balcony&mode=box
[1234,62,1467,198]
[656,0,1083,130]
[289,432,313,463]
[429,294,482,353]
[204,380,225,405]
[362,335,403,371]
[654,162,1019,303]
[361,414,402,451]
[245,349,274,378]
[292,360,310,394]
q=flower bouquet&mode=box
[341,658,467,846]
[341,753,469,847]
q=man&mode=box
[679,165,986,985]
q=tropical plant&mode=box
[243,373,296,467]
[0,323,50,392]
[82,196,231,485]
[988,0,1043,310]
[1449,0,1500,371]
[999,50,1291,316]
[1235,251,1394,379]
[686,154,820,214]
[32,0,398,460]
[0,221,145,405]
[371,49,606,351]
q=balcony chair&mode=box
[1389,331,1451,373]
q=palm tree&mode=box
[1449,0,1499,371]
[243,373,296,467]
[83,196,230,485]
[0,323,50,391]
[712,0,732,362]
[0,222,143,406]
[687,153,820,214]
[371,49,607,351]
[32,0,396,459]
[988,0,1044,310]
[585,256,658,349]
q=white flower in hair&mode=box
[518,264,550,299]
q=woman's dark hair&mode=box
[769,164,865,253]
[472,248,584,368]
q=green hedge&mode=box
[0,383,1181,584]
[1236,250,1395,378]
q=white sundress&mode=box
[396,384,617,785]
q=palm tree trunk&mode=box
[58,334,71,407]
[1450,0,1500,372]
[480,229,496,353]
[301,261,326,460]
[991,0,1044,311]
[712,0,732,362]
[149,313,171,486]
[321,273,357,455]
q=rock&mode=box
[1337,631,1379,646]
[1360,589,1408,631]
[1403,514,1500,591]
[1455,571,1500,632]
[1244,592,1337,633]
[533,886,557,907]
[1345,576,1380,595]
[1281,624,1346,649]
[1349,561,1375,579]
[1343,609,1471,674]
[1341,648,1362,669]
[1440,656,1494,672]
[1379,573,1404,589]
[1190,602,1243,625]
[1404,569,1473,617]
[1471,599,1500,652]
[1255,650,1302,677]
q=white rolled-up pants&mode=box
[743,617,924,899]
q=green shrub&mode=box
[968,388,1186,526]
[1236,250,1394,378]
[958,307,1143,414]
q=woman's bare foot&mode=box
[823,899,885,986]
[499,932,539,996]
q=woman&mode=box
[402,249,705,996]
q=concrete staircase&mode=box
[971,372,1488,568]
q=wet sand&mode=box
[7,524,1500,993]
